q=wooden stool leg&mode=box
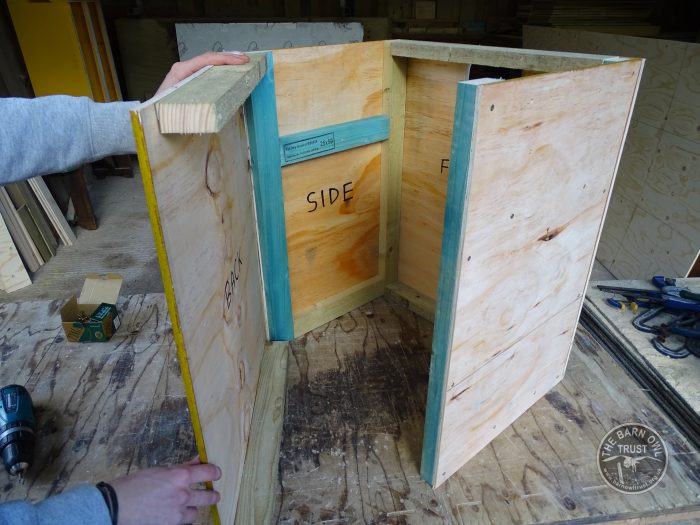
[59,166,97,230]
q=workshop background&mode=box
[0,1,699,524]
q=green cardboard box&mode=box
[60,273,122,342]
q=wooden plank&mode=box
[380,45,406,284]
[423,59,643,486]
[271,41,384,136]
[11,182,58,254]
[155,55,266,134]
[244,52,294,341]
[398,58,468,299]
[4,182,57,262]
[0,187,43,272]
[234,341,288,525]
[0,212,31,293]
[523,26,700,279]
[132,92,267,524]
[70,2,105,102]
[28,177,76,247]
[390,39,620,72]
[275,296,700,523]
[279,116,389,166]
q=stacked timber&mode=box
[520,0,660,37]
[0,178,76,292]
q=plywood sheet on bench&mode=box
[398,59,468,300]
[132,105,266,525]
[274,297,700,523]
[426,59,642,485]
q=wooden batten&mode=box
[380,43,407,285]
[156,55,266,134]
[390,39,626,72]
[244,52,294,341]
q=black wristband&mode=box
[96,481,119,525]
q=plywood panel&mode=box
[268,42,386,334]
[423,59,642,486]
[271,41,384,135]
[667,44,700,144]
[283,144,381,315]
[0,213,31,293]
[614,205,696,278]
[398,59,468,299]
[132,102,266,524]
[524,26,700,279]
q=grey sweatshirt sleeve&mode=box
[0,483,112,525]
[0,96,140,185]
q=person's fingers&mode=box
[186,463,222,484]
[180,507,200,524]
[155,51,250,95]
[186,456,200,466]
[174,51,249,78]
[187,487,221,507]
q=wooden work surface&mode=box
[586,279,700,414]
[0,294,197,505]
[1,294,699,524]
[275,297,700,524]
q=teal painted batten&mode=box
[244,52,294,341]
[279,116,389,166]
[420,79,499,485]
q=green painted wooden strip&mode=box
[279,116,389,166]
[244,52,294,341]
[420,78,500,485]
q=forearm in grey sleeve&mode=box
[0,484,111,525]
[0,96,140,185]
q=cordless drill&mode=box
[0,385,36,482]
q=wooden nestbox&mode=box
[131,40,643,524]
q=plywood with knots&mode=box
[132,97,267,524]
[424,59,643,485]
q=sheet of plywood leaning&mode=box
[130,58,268,525]
[421,60,644,485]
[524,26,700,279]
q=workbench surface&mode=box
[1,294,699,524]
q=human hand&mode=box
[109,457,221,525]
[156,51,250,94]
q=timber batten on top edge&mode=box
[390,39,627,72]
[155,54,266,134]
